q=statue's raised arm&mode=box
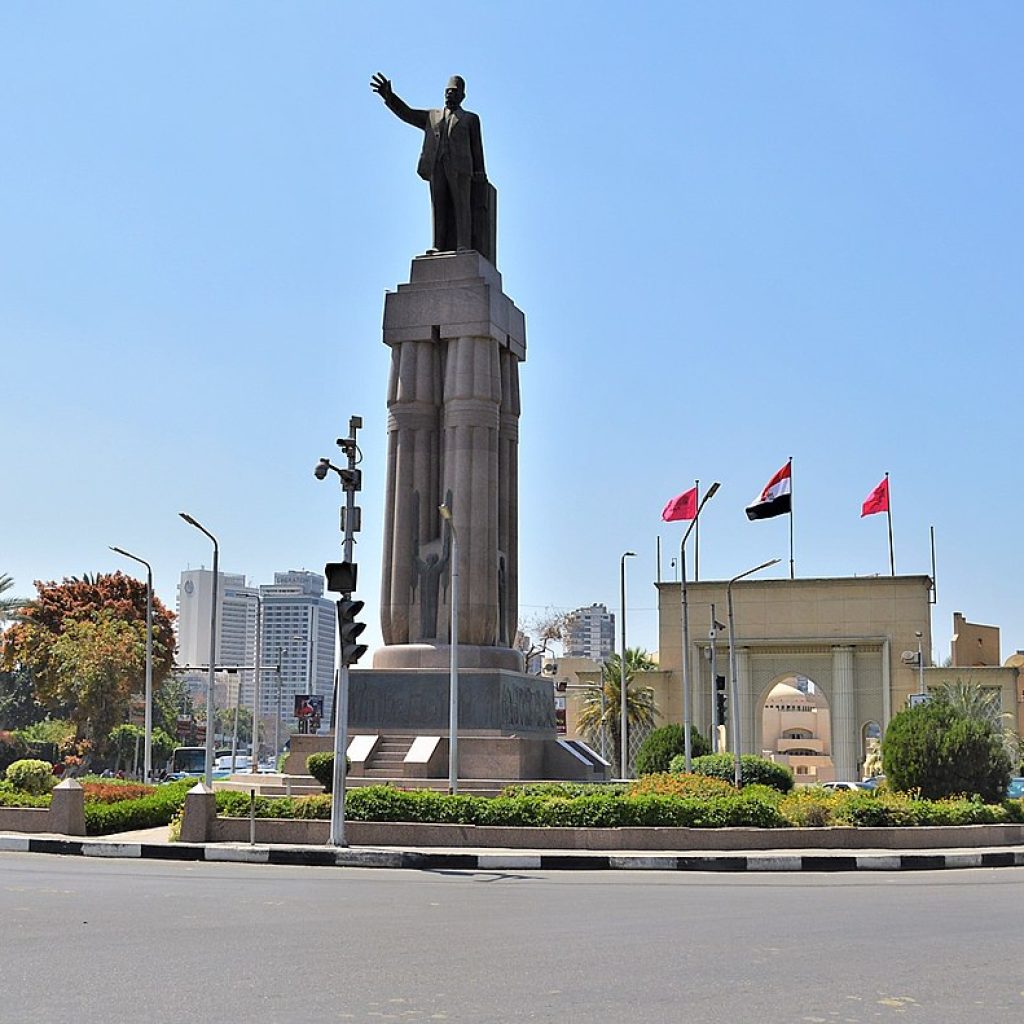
[369,72,494,262]
[371,72,430,130]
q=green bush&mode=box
[499,782,627,799]
[634,724,710,775]
[209,782,1024,831]
[83,779,192,835]
[0,779,51,808]
[6,758,57,795]
[673,752,794,793]
[305,752,351,793]
[883,700,1011,803]
[211,784,787,829]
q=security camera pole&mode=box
[316,415,367,847]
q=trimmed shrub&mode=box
[675,752,795,793]
[82,781,157,804]
[627,772,736,800]
[500,782,627,799]
[883,700,1011,803]
[6,758,57,795]
[305,752,351,793]
[83,779,192,835]
[0,779,51,808]
[635,724,710,775]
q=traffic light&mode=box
[715,675,727,725]
[337,596,368,666]
[325,561,358,594]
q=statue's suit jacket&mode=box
[383,94,486,180]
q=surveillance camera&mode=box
[314,460,329,480]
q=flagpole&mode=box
[885,471,895,576]
[693,478,700,581]
[788,457,795,580]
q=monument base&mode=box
[281,667,608,783]
[372,643,523,672]
[350,667,553,734]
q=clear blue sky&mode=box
[3,2,1023,661]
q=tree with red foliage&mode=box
[1,573,176,741]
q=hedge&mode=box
[83,780,193,835]
[215,784,786,828]
[210,782,1024,830]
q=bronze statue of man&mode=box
[371,72,487,255]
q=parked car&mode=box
[820,781,871,792]
[1007,777,1024,799]
[860,775,886,790]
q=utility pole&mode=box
[318,416,368,847]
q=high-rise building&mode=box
[564,603,615,662]
[176,569,257,710]
[176,568,335,735]
[259,571,335,730]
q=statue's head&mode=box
[444,75,466,109]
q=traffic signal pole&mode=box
[318,415,367,848]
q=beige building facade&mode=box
[655,575,935,780]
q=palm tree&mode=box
[0,575,27,625]
[577,647,659,774]
[934,679,1008,729]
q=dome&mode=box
[765,680,826,707]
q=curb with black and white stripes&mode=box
[3,834,1024,872]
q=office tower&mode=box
[563,603,616,662]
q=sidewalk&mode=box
[3,826,1023,873]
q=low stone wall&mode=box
[0,779,86,836]
[203,813,1024,851]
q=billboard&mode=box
[294,694,325,734]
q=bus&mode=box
[170,746,232,776]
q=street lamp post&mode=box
[439,504,459,794]
[619,550,636,779]
[726,558,780,788]
[179,513,219,787]
[109,546,153,781]
[250,593,262,772]
[679,482,720,771]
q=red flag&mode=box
[661,485,698,522]
[861,476,889,517]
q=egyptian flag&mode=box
[745,461,792,521]
[861,476,889,517]
[661,485,698,522]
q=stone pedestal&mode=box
[350,667,555,735]
[344,251,603,780]
[377,251,525,663]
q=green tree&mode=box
[215,705,253,745]
[0,664,46,729]
[883,698,1011,802]
[108,723,145,772]
[45,612,145,744]
[576,648,659,774]
[150,728,177,768]
[932,679,1008,730]
[15,718,77,755]
[153,675,194,738]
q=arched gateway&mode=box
[655,575,934,781]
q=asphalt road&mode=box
[2,855,1022,1023]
